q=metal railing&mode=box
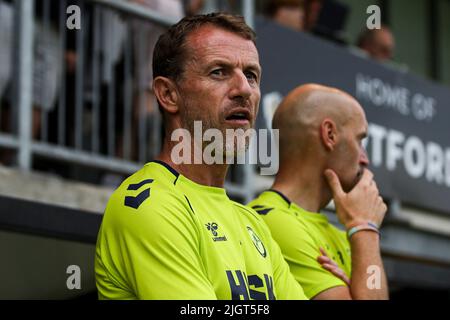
[0,0,260,202]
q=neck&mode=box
[271,161,332,212]
[157,139,229,188]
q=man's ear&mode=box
[320,118,338,151]
[153,76,179,114]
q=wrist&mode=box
[345,220,378,230]
[346,222,380,240]
[349,229,380,243]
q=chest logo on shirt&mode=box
[247,226,266,258]
[205,222,227,242]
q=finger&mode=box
[336,271,351,286]
[319,247,329,257]
[322,264,340,275]
[322,264,351,286]
[320,263,335,271]
[372,181,379,194]
[324,169,345,198]
[377,197,388,217]
[329,259,339,267]
[318,255,338,267]
[317,253,331,261]
[338,273,351,286]
[317,255,332,264]
[323,265,345,279]
[359,168,374,185]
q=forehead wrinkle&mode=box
[185,26,259,69]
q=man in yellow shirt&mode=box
[95,13,307,300]
[249,84,389,299]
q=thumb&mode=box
[324,169,345,198]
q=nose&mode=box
[229,70,253,101]
[360,146,370,166]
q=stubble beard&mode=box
[182,101,250,164]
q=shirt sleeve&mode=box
[95,188,217,299]
[268,232,309,300]
[263,208,347,299]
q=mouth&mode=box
[225,109,251,126]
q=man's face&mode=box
[274,6,304,31]
[369,29,394,61]
[330,106,369,192]
[175,26,261,157]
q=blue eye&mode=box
[245,71,258,82]
[211,69,224,76]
